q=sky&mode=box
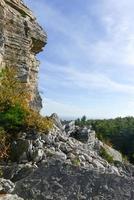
[24,0,134,119]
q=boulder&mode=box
[10,139,30,163]
[102,144,123,162]
[50,113,63,131]
[64,121,75,136]
[41,132,56,145]
[29,148,44,163]
[52,151,67,161]
[70,126,96,144]
[45,149,67,162]
[0,179,14,194]
[10,136,45,164]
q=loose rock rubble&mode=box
[8,113,123,175]
[1,113,134,199]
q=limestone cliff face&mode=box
[0,0,47,111]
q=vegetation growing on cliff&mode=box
[0,67,53,160]
[99,146,114,163]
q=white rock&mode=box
[92,160,105,169]
[0,179,15,193]
[0,194,24,200]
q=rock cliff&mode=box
[0,0,47,111]
[1,1,134,200]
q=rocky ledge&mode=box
[0,114,134,200]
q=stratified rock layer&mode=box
[0,0,47,111]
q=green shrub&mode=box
[71,157,80,166]
[0,67,53,134]
[100,147,114,163]
[0,103,27,131]
[25,109,53,133]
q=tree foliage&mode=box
[75,116,134,164]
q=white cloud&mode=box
[41,61,134,95]
[24,0,134,118]
[89,0,134,67]
[25,0,134,67]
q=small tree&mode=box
[0,67,29,132]
[81,115,87,126]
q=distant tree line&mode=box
[75,116,134,164]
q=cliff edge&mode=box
[0,0,47,111]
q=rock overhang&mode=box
[0,0,47,111]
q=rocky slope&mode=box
[0,114,134,199]
[0,0,47,111]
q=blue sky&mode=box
[24,0,134,119]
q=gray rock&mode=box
[0,0,46,111]
[13,160,134,200]
[82,153,93,163]
[64,121,75,135]
[10,139,30,163]
[57,134,68,142]
[10,137,45,164]
[51,151,67,161]
[70,127,95,145]
[92,159,105,169]
[59,142,73,154]
[0,179,15,194]
[2,163,36,182]
[88,130,96,145]
[30,148,44,163]
[67,152,76,160]
[33,137,44,149]
[50,113,63,131]
[0,194,24,200]
[41,133,56,145]
[102,144,123,162]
